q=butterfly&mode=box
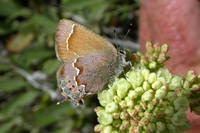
[55,19,127,104]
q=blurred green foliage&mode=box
[0,0,139,132]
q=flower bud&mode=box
[114,95,122,103]
[174,96,189,111]
[132,54,140,62]
[119,100,127,109]
[156,121,166,131]
[182,89,191,96]
[149,113,157,122]
[98,111,113,126]
[130,120,138,126]
[120,111,129,120]
[171,111,188,126]
[94,124,104,132]
[168,75,183,90]
[147,103,154,110]
[157,68,172,84]
[148,73,157,84]
[128,90,138,99]
[105,102,118,113]
[117,78,131,98]
[149,61,157,69]
[153,107,159,115]
[192,84,200,91]
[188,75,196,83]
[127,108,137,117]
[177,119,191,132]
[151,98,158,105]
[152,80,162,90]
[126,71,144,89]
[112,119,121,127]
[148,55,156,62]
[141,68,150,81]
[166,92,177,102]
[95,106,105,116]
[135,87,144,95]
[142,90,154,102]
[164,106,174,116]
[135,105,142,112]
[125,97,134,108]
[112,111,121,119]
[161,44,168,53]
[187,70,195,78]
[98,90,114,107]
[138,112,144,117]
[141,58,148,66]
[147,123,156,132]
[139,117,148,126]
[157,53,166,63]
[121,120,129,128]
[166,124,176,131]
[140,102,147,110]
[144,110,150,118]
[129,125,141,132]
[183,81,190,90]
[155,89,166,100]
[103,125,113,133]
[154,43,161,53]
[153,52,159,59]
[146,41,154,55]
[143,81,150,91]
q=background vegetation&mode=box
[0,0,139,132]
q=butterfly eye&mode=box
[72,85,75,88]
[119,50,126,55]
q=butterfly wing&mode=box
[57,54,114,104]
[55,19,117,61]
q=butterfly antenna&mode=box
[113,28,120,50]
[120,23,132,47]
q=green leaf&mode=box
[0,117,21,133]
[89,2,110,20]
[6,8,31,21]
[0,0,22,16]
[33,113,58,126]
[3,91,38,116]
[30,14,57,34]
[62,0,104,10]
[48,102,74,116]
[0,22,17,35]
[0,63,11,72]
[21,49,55,60]
[52,119,74,133]
[42,59,60,75]
[0,79,27,92]
[6,32,34,52]
[33,102,74,126]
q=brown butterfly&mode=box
[55,19,127,105]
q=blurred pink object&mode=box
[139,0,200,76]
[139,0,200,132]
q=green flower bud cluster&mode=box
[177,70,200,115]
[94,68,191,133]
[132,42,170,71]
